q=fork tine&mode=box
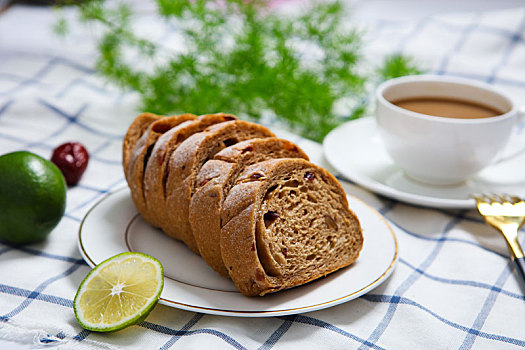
[506,194,524,204]
[472,193,488,204]
[499,194,512,204]
[488,193,503,204]
[501,193,513,204]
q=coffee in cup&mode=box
[392,97,502,119]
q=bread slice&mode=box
[163,120,275,253]
[143,113,237,229]
[122,113,162,177]
[221,158,363,296]
[190,138,309,277]
[125,114,196,225]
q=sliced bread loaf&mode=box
[190,138,309,277]
[125,113,196,226]
[221,158,363,296]
[163,120,275,253]
[143,113,236,228]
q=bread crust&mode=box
[143,113,236,228]
[220,158,363,296]
[126,114,196,225]
[190,138,308,277]
[164,120,275,254]
[122,113,162,178]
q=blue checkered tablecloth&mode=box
[1,2,525,349]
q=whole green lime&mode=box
[0,151,67,244]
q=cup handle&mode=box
[492,106,525,165]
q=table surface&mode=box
[1,1,525,349]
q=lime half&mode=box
[74,252,164,332]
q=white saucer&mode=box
[78,187,398,317]
[323,117,525,209]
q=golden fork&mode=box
[474,194,525,285]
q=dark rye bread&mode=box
[190,138,309,277]
[164,120,275,254]
[125,113,196,226]
[122,113,162,175]
[143,113,237,228]
[221,158,363,296]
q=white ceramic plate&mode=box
[78,187,397,317]
[323,118,525,209]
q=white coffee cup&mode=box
[375,75,523,185]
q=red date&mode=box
[51,142,89,186]
[304,171,316,181]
